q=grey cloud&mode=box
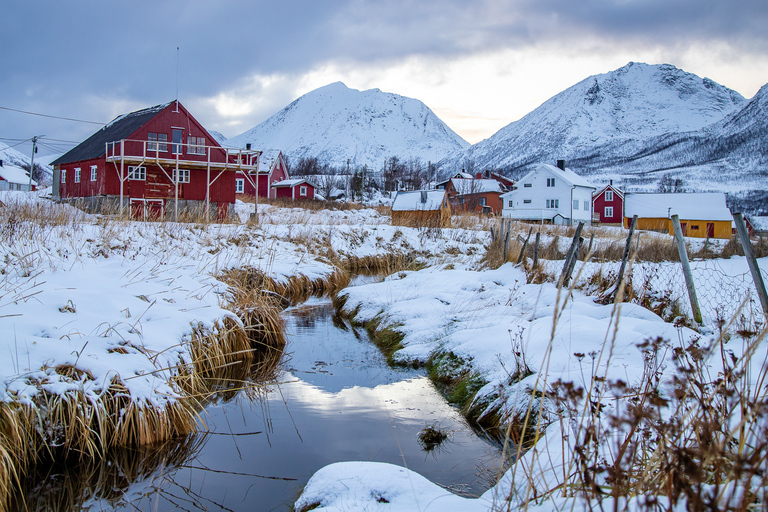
[2,0,767,150]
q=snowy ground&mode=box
[3,192,765,510]
[299,261,767,510]
[0,194,487,441]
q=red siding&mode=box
[59,102,235,207]
[593,186,623,224]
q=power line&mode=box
[0,105,105,125]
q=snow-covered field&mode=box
[301,260,767,510]
[2,191,766,510]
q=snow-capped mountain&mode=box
[439,62,746,174]
[226,82,469,170]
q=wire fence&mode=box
[631,257,768,329]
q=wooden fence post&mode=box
[612,215,637,299]
[733,213,768,318]
[671,214,703,324]
[532,232,541,268]
[503,220,511,262]
[517,226,533,264]
[559,222,584,288]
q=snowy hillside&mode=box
[226,82,469,170]
[0,142,33,168]
[439,62,745,174]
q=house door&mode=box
[172,128,183,155]
[707,222,715,238]
[681,222,688,236]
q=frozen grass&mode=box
[0,192,349,510]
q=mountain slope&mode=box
[227,82,469,170]
[440,62,745,173]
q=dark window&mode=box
[172,129,183,154]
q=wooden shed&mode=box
[391,190,451,228]
[271,178,316,200]
[624,192,732,239]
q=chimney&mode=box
[610,179,613,185]
[0,159,3,167]
[246,143,252,150]
[556,159,566,170]
[476,172,482,179]
[420,190,428,204]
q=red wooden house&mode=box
[271,179,317,200]
[235,149,289,199]
[592,183,624,225]
[52,101,258,220]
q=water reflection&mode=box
[18,296,503,511]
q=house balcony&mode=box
[105,139,260,173]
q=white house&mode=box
[0,161,37,192]
[500,162,596,225]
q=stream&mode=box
[20,293,503,511]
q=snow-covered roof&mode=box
[539,163,595,189]
[391,190,446,211]
[450,178,503,195]
[624,193,732,221]
[750,216,768,231]
[0,164,36,186]
[257,149,282,174]
[593,184,624,199]
[271,178,315,188]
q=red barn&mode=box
[592,183,624,225]
[235,149,289,199]
[52,101,257,220]
[271,179,317,200]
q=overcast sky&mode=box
[3,0,768,157]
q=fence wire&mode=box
[627,249,767,329]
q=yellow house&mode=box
[391,190,451,228]
[623,192,732,239]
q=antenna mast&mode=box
[175,46,179,111]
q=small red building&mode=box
[52,101,257,220]
[271,179,317,200]
[235,149,289,199]
[593,183,624,225]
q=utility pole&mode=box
[28,135,41,190]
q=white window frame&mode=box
[546,199,559,209]
[523,199,531,204]
[583,200,589,211]
[546,178,555,187]
[128,166,146,181]
[172,169,190,184]
[299,185,308,197]
[90,165,97,182]
[573,199,579,210]
[478,197,486,206]
[187,136,206,155]
[74,167,81,183]
[605,206,614,218]
[523,183,532,188]
[605,190,613,202]
[61,169,67,184]
[148,133,168,152]
[235,178,244,193]
[508,199,514,207]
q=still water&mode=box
[21,297,502,511]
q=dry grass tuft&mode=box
[342,254,425,276]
